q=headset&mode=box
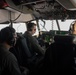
[0,27,16,46]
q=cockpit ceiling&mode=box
[3,0,76,20]
[23,0,76,20]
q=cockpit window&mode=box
[38,19,75,31]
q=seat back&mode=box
[10,33,32,67]
[11,33,44,70]
[17,33,32,58]
[44,35,76,74]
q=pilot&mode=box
[69,21,76,44]
[69,21,76,35]
[23,22,45,56]
[0,27,26,75]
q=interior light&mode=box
[0,0,8,8]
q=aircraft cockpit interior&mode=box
[0,0,76,75]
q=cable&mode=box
[13,13,22,22]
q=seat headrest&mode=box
[54,35,76,44]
